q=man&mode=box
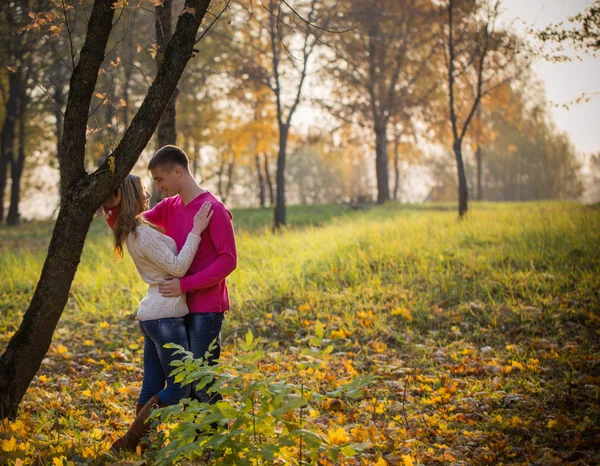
[104,145,237,405]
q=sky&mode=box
[500,0,600,155]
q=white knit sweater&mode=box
[125,225,201,321]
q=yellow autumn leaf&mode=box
[374,457,387,466]
[56,344,69,355]
[81,389,92,397]
[2,436,16,452]
[402,454,415,466]
[99,321,110,329]
[327,426,349,445]
[547,419,559,429]
[391,307,413,321]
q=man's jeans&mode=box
[138,317,191,406]
[185,312,224,404]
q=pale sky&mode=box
[500,0,600,155]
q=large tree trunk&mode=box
[0,72,21,223]
[0,202,96,417]
[256,154,266,208]
[0,0,213,420]
[6,79,28,226]
[264,153,274,207]
[454,140,468,216]
[374,122,390,204]
[274,124,289,229]
[475,143,483,201]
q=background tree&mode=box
[439,0,522,216]
[325,0,438,204]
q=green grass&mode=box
[1,201,599,465]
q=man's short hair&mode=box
[148,145,189,172]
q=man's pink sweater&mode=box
[106,191,237,313]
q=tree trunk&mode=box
[454,140,468,216]
[475,143,483,201]
[217,152,225,200]
[0,72,20,223]
[0,201,96,417]
[155,0,177,148]
[223,154,235,204]
[264,153,274,207]
[151,0,177,207]
[374,122,390,204]
[7,79,28,225]
[274,124,289,229]
[256,154,266,208]
[393,132,400,202]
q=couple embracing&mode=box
[102,145,237,453]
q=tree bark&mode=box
[475,143,483,201]
[155,0,177,148]
[151,0,177,207]
[256,154,266,207]
[375,122,390,204]
[0,72,20,223]
[454,140,468,216]
[223,154,235,204]
[393,134,400,202]
[6,76,28,225]
[0,0,212,420]
[274,124,289,229]
[264,153,274,207]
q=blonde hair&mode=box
[113,174,148,257]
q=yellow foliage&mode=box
[327,426,349,445]
[2,436,16,452]
[402,454,415,466]
[391,308,413,321]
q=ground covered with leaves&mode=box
[1,202,599,465]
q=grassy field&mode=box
[1,201,599,465]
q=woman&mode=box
[107,174,213,454]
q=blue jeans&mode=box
[185,312,224,404]
[138,317,191,406]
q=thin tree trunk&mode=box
[374,122,390,204]
[274,124,289,229]
[7,78,28,225]
[0,72,20,223]
[264,153,274,207]
[256,153,266,208]
[151,0,177,207]
[223,154,235,204]
[155,0,177,148]
[454,141,468,215]
[217,153,226,200]
[393,136,400,202]
[475,143,483,201]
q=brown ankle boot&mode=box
[136,403,144,416]
[111,394,163,454]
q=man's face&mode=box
[150,165,182,197]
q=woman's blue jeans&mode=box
[138,317,191,406]
[185,312,224,404]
